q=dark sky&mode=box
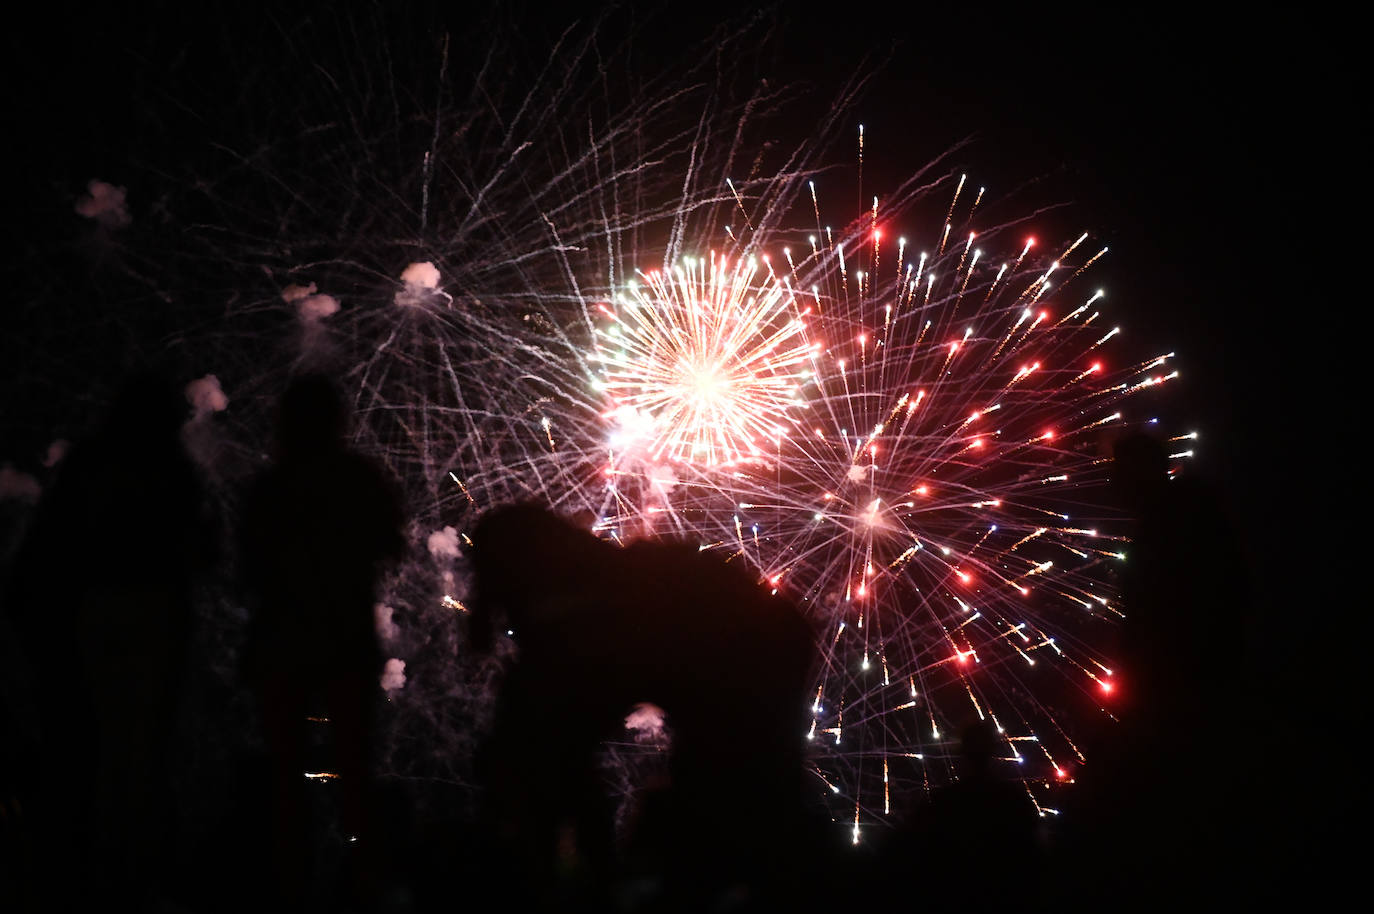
[0,6,1331,861]
[4,2,1329,612]
[676,5,1332,696]
[742,6,1322,489]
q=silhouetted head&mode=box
[958,718,999,778]
[471,503,595,594]
[1111,432,1169,515]
[275,373,347,458]
[104,369,185,442]
[467,503,605,648]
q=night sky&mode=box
[6,0,1325,610]
[3,1,1328,883]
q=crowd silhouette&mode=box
[0,372,1261,912]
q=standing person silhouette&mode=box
[1061,432,1250,907]
[239,374,405,905]
[912,720,1041,909]
[4,369,214,907]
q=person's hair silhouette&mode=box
[274,372,347,458]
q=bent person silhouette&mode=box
[468,502,815,908]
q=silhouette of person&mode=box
[911,719,1041,909]
[1111,433,1239,724]
[467,503,815,909]
[4,369,214,906]
[239,373,405,904]
[1059,432,1250,906]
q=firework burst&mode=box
[8,9,1192,840]
[574,169,1185,828]
[595,252,820,465]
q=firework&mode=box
[595,252,820,465]
[577,170,1184,829]
[10,11,1190,839]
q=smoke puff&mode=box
[281,282,317,303]
[394,262,443,307]
[624,703,668,743]
[298,294,340,321]
[185,375,229,418]
[427,525,461,560]
[75,179,131,228]
[43,439,69,468]
[375,603,399,644]
[607,404,655,451]
[648,462,679,496]
[281,281,340,323]
[400,261,440,289]
[0,464,41,503]
[380,658,407,693]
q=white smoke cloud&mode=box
[606,404,656,451]
[380,658,407,694]
[394,261,448,307]
[400,261,440,289]
[75,179,131,228]
[281,282,316,303]
[42,439,68,468]
[624,703,668,744]
[0,464,41,503]
[184,375,229,419]
[427,525,461,560]
[603,407,680,506]
[283,281,340,321]
[647,461,679,497]
[297,294,340,321]
[375,603,399,644]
